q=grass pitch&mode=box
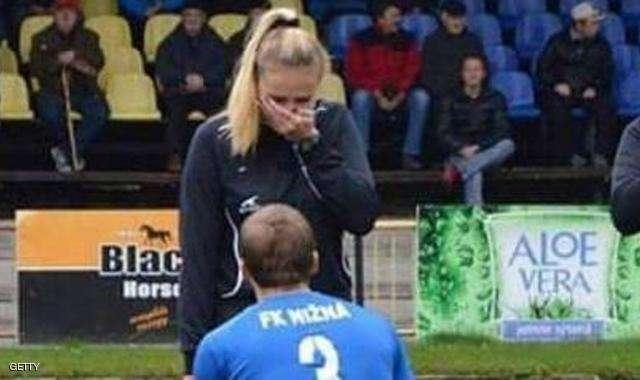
[1,337,639,378]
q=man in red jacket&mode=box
[346,0,428,170]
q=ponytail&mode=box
[220,8,330,156]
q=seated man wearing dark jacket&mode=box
[156,2,226,171]
[420,0,484,100]
[439,54,515,205]
[611,118,640,235]
[345,0,429,170]
[537,2,614,168]
[31,0,108,173]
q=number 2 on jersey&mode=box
[298,335,342,380]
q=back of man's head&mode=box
[240,204,316,289]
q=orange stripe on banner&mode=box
[16,210,179,268]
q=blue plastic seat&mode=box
[307,0,369,23]
[468,13,502,46]
[491,71,541,119]
[463,0,486,15]
[515,13,563,61]
[612,44,640,78]
[400,13,438,47]
[485,45,519,72]
[601,14,626,45]
[498,0,547,31]
[617,71,640,117]
[325,14,373,61]
[620,0,640,27]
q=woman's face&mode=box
[258,64,320,116]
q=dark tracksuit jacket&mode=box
[611,118,640,235]
[179,101,379,373]
[437,88,511,154]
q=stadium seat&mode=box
[497,0,546,31]
[0,73,34,120]
[463,0,486,14]
[144,14,181,63]
[300,15,318,37]
[613,44,640,78]
[98,46,144,90]
[468,13,502,46]
[81,0,118,19]
[85,15,132,49]
[106,74,161,120]
[620,0,640,27]
[485,45,519,72]
[19,15,53,63]
[325,14,372,60]
[209,14,248,42]
[617,71,640,117]
[601,14,626,45]
[559,0,609,16]
[400,13,438,47]
[307,0,369,23]
[491,71,540,119]
[0,41,18,74]
[269,0,304,13]
[317,72,346,104]
[515,13,562,61]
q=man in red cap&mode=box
[30,0,108,172]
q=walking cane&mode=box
[61,68,80,171]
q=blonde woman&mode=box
[178,8,379,377]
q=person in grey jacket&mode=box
[178,8,379,378]
[611,118,640,235]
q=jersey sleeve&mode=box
[193,334,227,379]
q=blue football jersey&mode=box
[194,290,414,380]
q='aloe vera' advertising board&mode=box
[417,206,640,341]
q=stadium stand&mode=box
[463,0,486,15]
[208,13,247,41]
[105,73,161,121]
[619,0,640,28]
[325,14,372,60]
[81,0,118,19]
[399,13,438,47]
[19,15,52,63]
[468,13,503,45]
[0,41,18,74]
[601,13,626,45]
[485,44,519,72]
[497,0,547,31]
[616,71,640,117]
[317,72,347,105]
[612,43,640,78]
[143,14,181,63]
[98,46,144,90]
[491,70,541,119]
[514,12,562,61]
[85,15,133,50]
[0,73,35,121]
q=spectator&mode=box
[226,0,270,78]
[420,0,483,100]
[439,54,515,205]
[346,0,428,170]
[611,118,640,235]
[31,0,108,173]
[537,2,614,168]
[118,0,186,48]
[156,2,226,171]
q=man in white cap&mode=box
[537,1,614,168]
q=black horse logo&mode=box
[139,224,172,246]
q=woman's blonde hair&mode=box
[220,8,331,156]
